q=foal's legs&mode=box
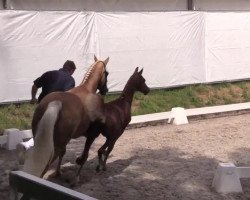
[96,140,108,172]
[102,141,115,171]
[96,139,115,172]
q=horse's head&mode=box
[132,67,150,95]
[94,55,109,95]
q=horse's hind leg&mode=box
[54,147,66,177]
[46,147,65,178]
[40,150,59,178]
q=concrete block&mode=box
[168,107,189,125]
[237,167,250,178]
[0,135,8,148]
[212,163,243,193]
[4,128,22,150]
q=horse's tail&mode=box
[23,100,62,177]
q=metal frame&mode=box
[2,0,7,9]
[9,171,97,200]
[188,0,194,10]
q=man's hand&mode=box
[30,98,38,104]
[31,84,38,104]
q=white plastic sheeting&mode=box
[96,12,205,90]
[205,12,250,82]
[0,11,98,102]
[0,10,205,103]
[5,0,187,11]
[1,11,250,103]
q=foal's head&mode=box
[94,55,109,95]
[131,67,150,95]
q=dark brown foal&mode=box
[76,67,150,172]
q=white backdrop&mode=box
[96,12,205,90]
[1,11,250,103]
[0,11,97,102]
[0,10,205,103]
[205,12,250,82]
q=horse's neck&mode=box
[83,75,99,93]
[80,67,101,93]
[120,84,135,105]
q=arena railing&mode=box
[9,171,97,200]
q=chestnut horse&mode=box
[75,67,150,173]
[23,56,109,178]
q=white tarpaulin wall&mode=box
[0,11,250,103]
[96,12,205,90]
[205,12,250,82]
[0,10,205,103]
[0,11,98,102]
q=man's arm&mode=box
[30,84,38,104]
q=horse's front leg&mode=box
[96,140,108,172]
[102,141,115,171]
[76,135,96,176]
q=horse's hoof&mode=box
[75,157,83,165]
[96,165,100,172]
[69,176,79,188]
[103,166,107,171]
[55,172,61,178]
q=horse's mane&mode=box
[80,61,97,85]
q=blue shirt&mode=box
[34,68,75,102]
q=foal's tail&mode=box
[23,101,62,177]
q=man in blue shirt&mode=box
[17,60,76,165]
[30,60,76,103]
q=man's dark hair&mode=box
[63,60,76,71]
